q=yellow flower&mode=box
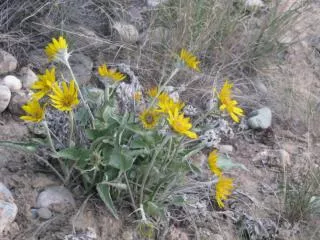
[218,80,244,123]
[215,175,234,208]
[49,80,79,112]
[98,64,126,82]
[208,150,222,176]
[157,92,184,114]
[179,49,200,71]
[133,91,142,102]
[20,99,45,123]
[147,86,158,98]
[139,108,160,129]
[45,36,69,62]
[31,68,56,99]
[167,108,198,139]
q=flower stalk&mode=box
[69,110,74,147]
[66,61,95,126]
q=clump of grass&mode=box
[146,0,304,76]
[283,168,320,224]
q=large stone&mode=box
[8,90,31,116]
[0,75,22,92]
[36,186,75,213]
[28,49,48,70]
[18,67,38,89]
[0,85,11,113]
[248,107,272,129]
[0,183,18,233]
[0,50,17,74]
[61,53,93,86]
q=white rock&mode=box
[1,75,22,92]
[0,50,17,74]
[36,186,75,213]
[0,85,11,113]
[147,0,169,7]
[0,183,18,233]
[19,67,38,89]
[218,145,233,153]
[113,22,139,43]
[37,207,52,219]
[245,0,265,8]
[248,107,272,129]
[8,90,31,116]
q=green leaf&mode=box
[54,147,91,162]
[125,124,146,136]
[86,126,116,140]
[217,155,248,171]
[97,183,118,219]
[108,150,133,171]
[171,195,186,206]
[145,201,164,218]
[0,140,38,152]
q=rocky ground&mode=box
[1,0,320,239]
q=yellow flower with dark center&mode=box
[20,99,45,123]
[167,108,198,139]
[98,64,126,82]
[157,92,184,115]
[134,91,142,102]
[179,49,200,72]
[218,80,244,123]
[31,68,56,99]
[139,108,160,129]
[45,36,68,62]
[49,80,79,112]
[208,150,222,176]
[215,175,234,208]
[147,86,158,98]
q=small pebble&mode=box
[218,145,233,153]
[248,107,272,129]
[36,186,75,213]
[19,67,38,89]
[37,207,52,219]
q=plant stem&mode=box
[124,172,137,212]
[35,154,65,183]
[139,204,147,221]
[66,61,95,127]
[43,120,56,153]
[69,110,74,147]
[150,68,180,107]
[139,136,170,206]
[42,120,67,180]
